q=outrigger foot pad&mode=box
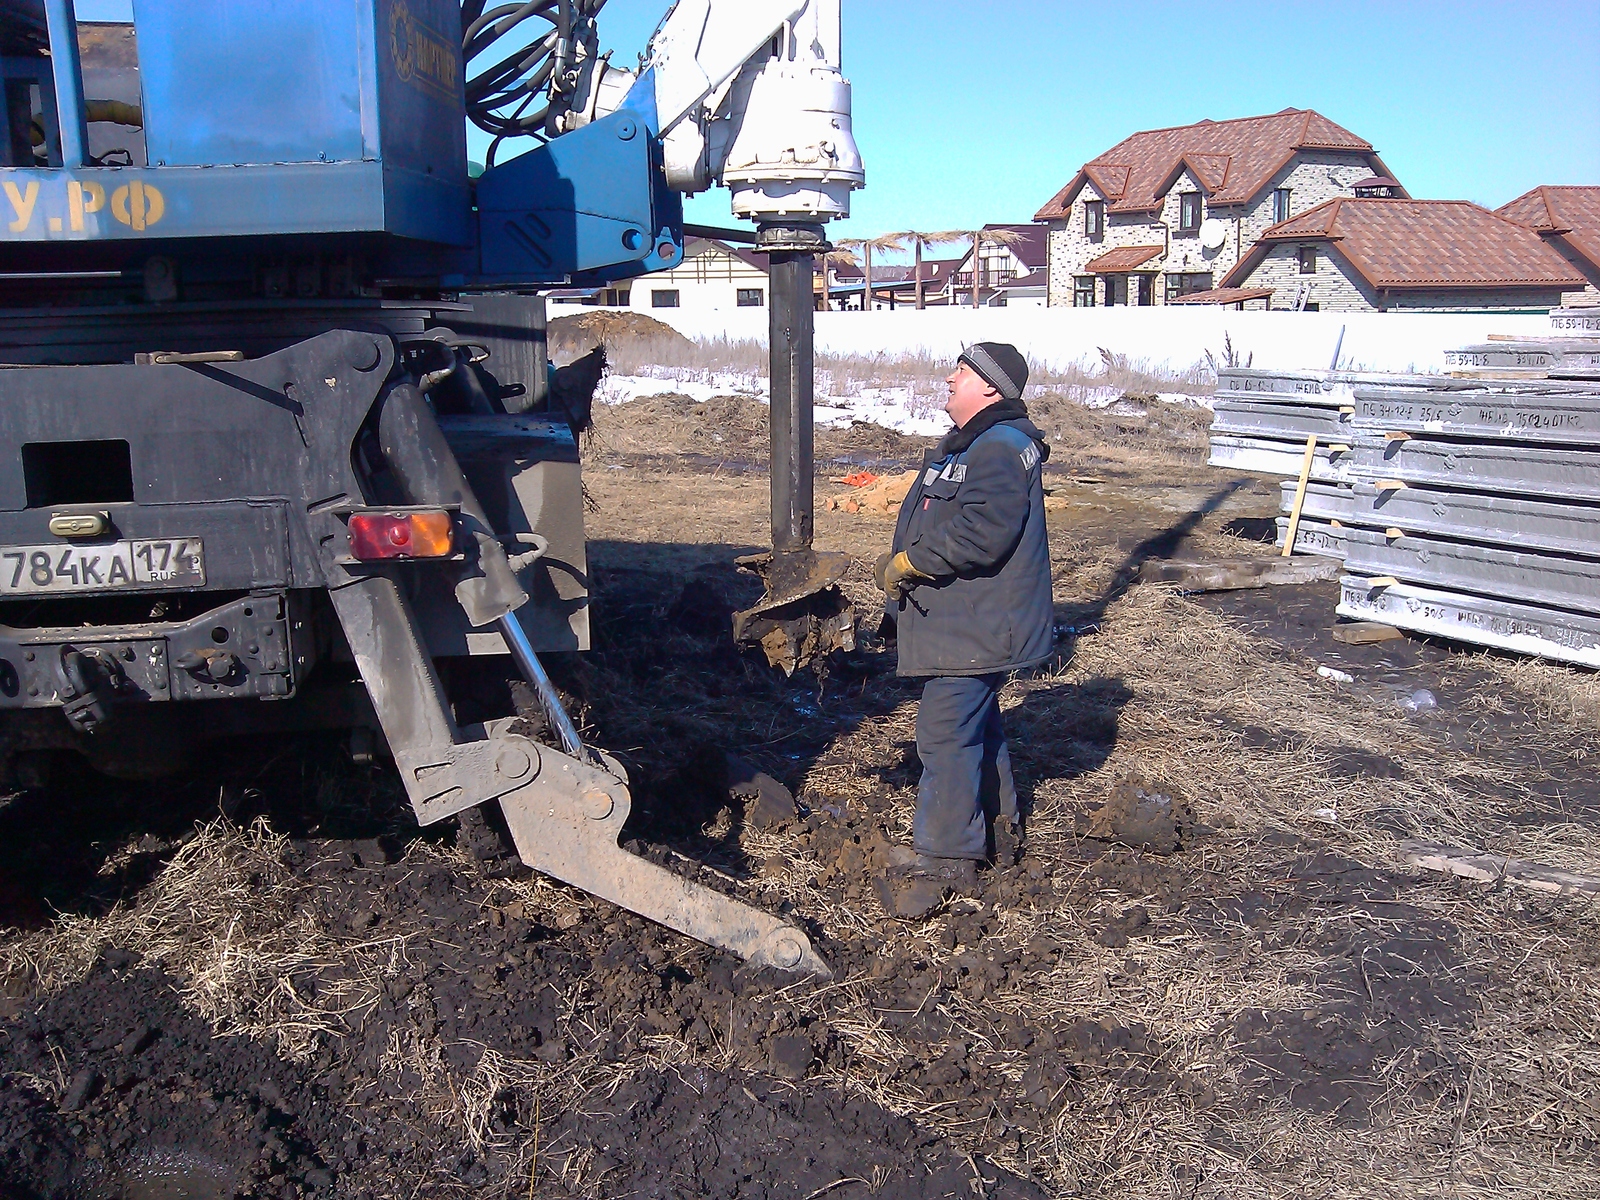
[494,745,832,980]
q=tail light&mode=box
[347,511,454,561]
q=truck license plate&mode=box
[0,539,205,595]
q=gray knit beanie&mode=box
[957,342,1029,401]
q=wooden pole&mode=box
[1281,434,1318,557]
[914,236,925,310]
[971,231,981,309]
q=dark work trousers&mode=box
[912,673,1017,861]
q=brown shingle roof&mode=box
[1223,198,1587,290]
[997,269,1048,290]
[1168,287,1274,305]
[1034,109,1391,220]
[1083,245,1164,273]
[861,259,963,287]
[1497,186,1600,273]
[979,223,1049,270]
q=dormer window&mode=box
[1085,200,1104,242]
[1352,176,1402,198]
[1179,192,1202,233]
[1272,188,1292,223]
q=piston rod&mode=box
[497,610,590,764]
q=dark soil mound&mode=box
[0,961,349,1198]
[549,309,691,360]
[551,1067,1049,1199]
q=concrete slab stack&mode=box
[1209,310,1600,666]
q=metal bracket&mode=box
[399,728,833,978]
[492,744,833,980]
[395,733,547,826]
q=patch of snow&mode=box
[595,371,762,406]
[601,305,1552,377]
[596,368,956,438]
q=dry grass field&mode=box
[0,341,1595,1198]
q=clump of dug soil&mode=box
[1087,775,1198,854]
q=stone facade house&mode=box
[1032,109,1403,307]
[1221,199,1587,312]
[1496,186,1600,307]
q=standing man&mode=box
[873,342,1053,918]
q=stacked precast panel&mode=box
[1209,311,1600,666]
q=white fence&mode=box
[631,306,1553,376]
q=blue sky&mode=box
[595,0,1600,254]
[76,1,1600,260]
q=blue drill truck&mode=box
[0,0,865,977]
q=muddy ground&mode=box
[1,384,1597,1199]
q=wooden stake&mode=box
[1403,840,1600,896]
[1281,433,1318,558]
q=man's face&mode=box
[945,362,1001,428]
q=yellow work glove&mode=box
[873,550,930,601]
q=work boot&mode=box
[874,849,979,920]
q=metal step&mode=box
[1342,482,1600,559]
[1338,574,1600,668]
[1350,385,1600,446]
[1348,434,1600,502]
[1342,527,1600,615]
[1208,434,1356,482]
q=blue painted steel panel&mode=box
[0,164,385,241]
[373,0,471,246]
[135,0,371,167]
[476,111,658,283]
[0,1,676,276]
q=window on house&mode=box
[651,289,680,308]
[1165,272,1213,303]
[1272,188,1292,223]
[1085,200,1104,242]
[1179,192,1202,233]
[736,288,764,307]
[1073,277,1095,307]
[1298,245,1317,275]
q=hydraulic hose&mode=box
[460,0,608,155]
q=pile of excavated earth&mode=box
[1,360,1597,1199]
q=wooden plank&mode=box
[1331,621,1404,645]
[1140,556,1341,591]
[1402,840,1600,896]
[1281,433,1318,559]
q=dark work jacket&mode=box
[890,417,1054,677]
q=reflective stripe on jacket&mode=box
[890,417,1053,677]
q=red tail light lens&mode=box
[347,511,454,560]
